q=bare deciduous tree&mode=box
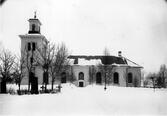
[159,64,167,88]
[89,66,96,84]
[69,68,76,84]
[50,43,69,90]
[98,48,116,89]
[103,47,110,90]
[146,64,167,89]
[35,42,56,92]
[13,54,26,94]
[0,49,15,93]
[103,47,110,56]
[22,46,34,92]
[146,72,158,90]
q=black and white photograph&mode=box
[0,0,167,116]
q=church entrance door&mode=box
[79,82,84,87]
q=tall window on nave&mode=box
[128,73,133,83]
[79,72,84,80]
[113,72,119,84]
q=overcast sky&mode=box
[0,0,167,74]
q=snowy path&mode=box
[0,84,167,116]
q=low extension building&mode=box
[67,55,142,87]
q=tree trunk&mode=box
[162,72,166,88]
[19,83,21,92]
[52,76,55,91]
[18,82,21,95]
[1,79,7,93]
[43,71,48,92]
[51,77,54,91]
[28,72,31,92]
[28,83,30,92]
[31,77,38,94]
[45,83,47,92]
[104,71,107,91]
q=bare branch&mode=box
[0,49,15,81]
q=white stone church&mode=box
[19,14,143,88]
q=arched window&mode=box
[32,24,35,31]
[128,73,133,83]
[96,72,102,84]
[61,72,66,83]
[113,72,119,84]
[79,72,84,80]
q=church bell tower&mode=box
[28,12,41,34]
[19,12,48,86]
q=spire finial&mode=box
[34,11,37,18]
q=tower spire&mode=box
[28,11,41,34]
[34,11,37,19]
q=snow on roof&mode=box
[67,55,143,68]
[68,59,75,65]
[77,58,102,65]
[68,55,126,65]
[124,57,143,68]
[68,58,102,65]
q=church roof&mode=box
[68,55,127,65]
[28,18,42,25]
[68,55,143,68]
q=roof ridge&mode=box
[123,57,143,68]
[68,55,118,58]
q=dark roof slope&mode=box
[68,55,127,65]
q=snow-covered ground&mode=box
[0,84,167,116]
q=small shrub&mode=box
[7,87,16,95]
[17,89,30,95]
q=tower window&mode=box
[32,42,36,51]
[32,24,35,31]
[28,42,31,51]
